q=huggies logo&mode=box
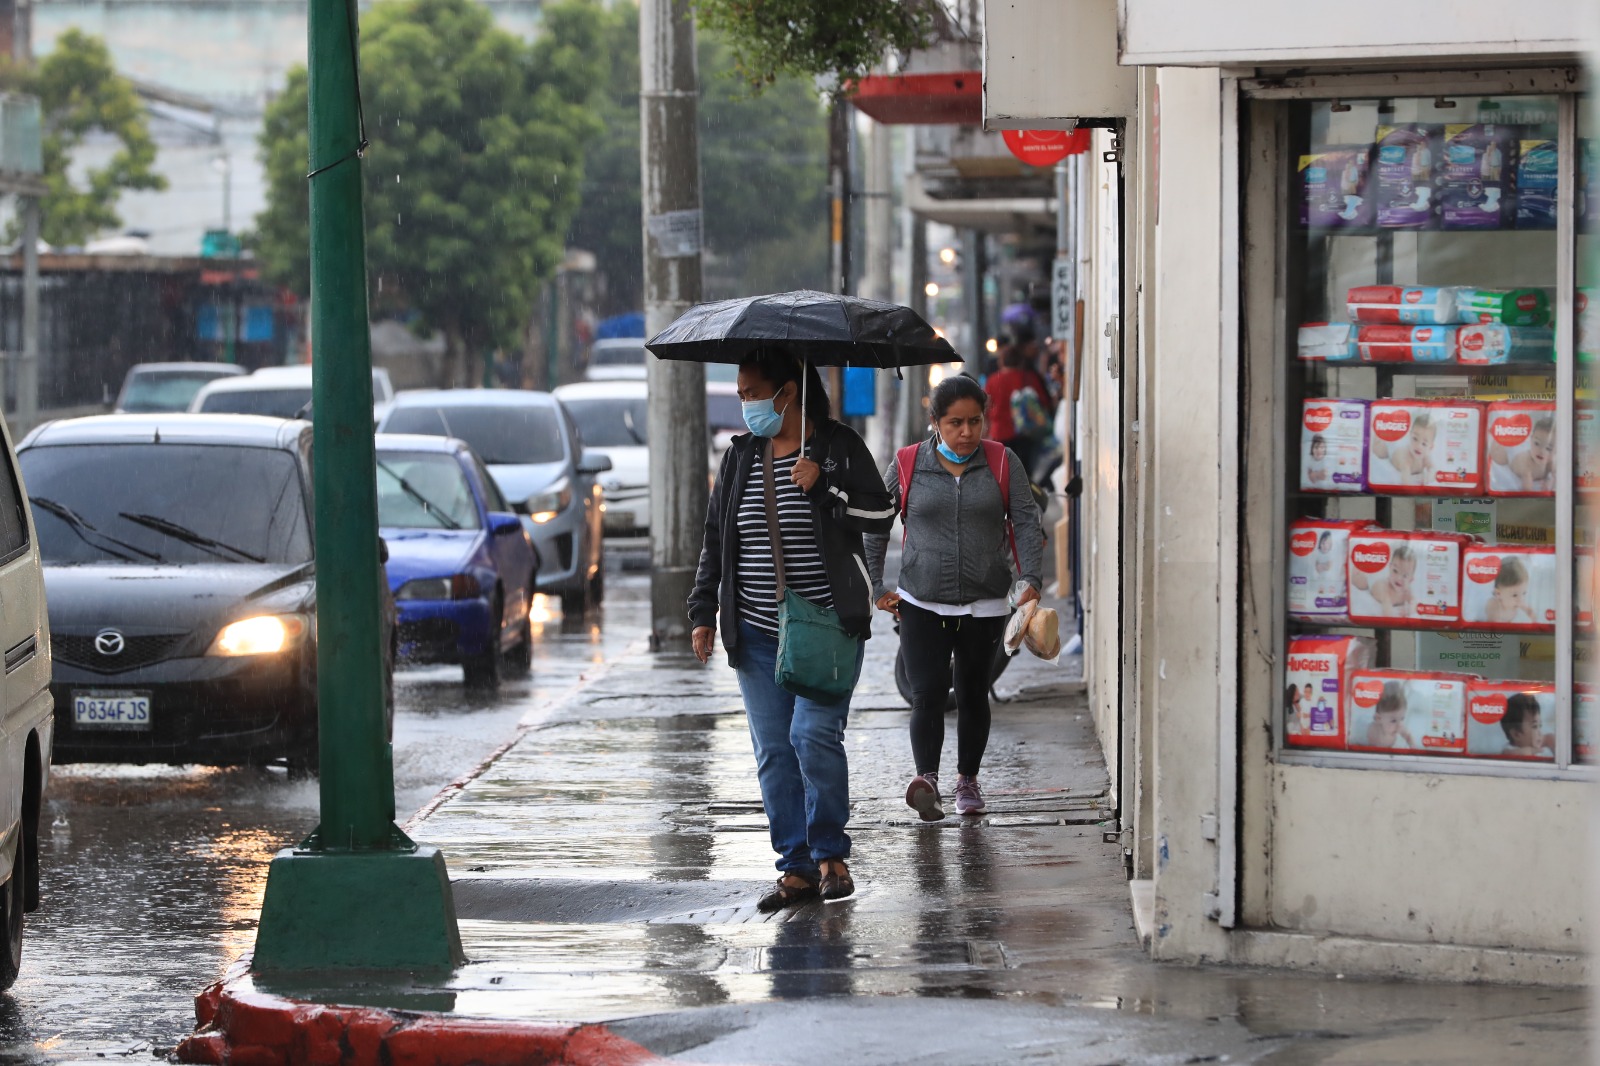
[1373,410,1412,442]
[1351,542,1392,573]
[1517,293,1541,311]
[1469,693,1507,725]
[1304,406,1334,432]
[1405,290,1424,304]
[1291,530,1317,556]
[1288,656,1332,672]
[1466,555,1502,583]
[1491,414,1532,448]
[1352,678,1385,707]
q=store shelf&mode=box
[1298,360,1557,374]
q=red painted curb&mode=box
[175,962,676,1066]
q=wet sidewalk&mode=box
[189,589,1590,1066]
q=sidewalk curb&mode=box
[175,959,680,1066]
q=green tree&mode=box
[694,0,936,91]
[255,0,605,385]
[0,30,167,247]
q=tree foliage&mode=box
[256,0,605,383]
[693,0,936,91]
[0,30,167,247]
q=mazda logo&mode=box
[94,630,125,656]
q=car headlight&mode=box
[395,575,481,601]
[207,614,308,657]
[523,477,572,524]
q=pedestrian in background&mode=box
[865,374,1044,821]
[689,348,896,910]
[983,342,1054,480]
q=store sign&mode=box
[1002,128,1091,167]
[984,0,1134,130]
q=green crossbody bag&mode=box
[760,440,860,703]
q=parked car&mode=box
[583,338,647,382]
[0,415,52,991]
[16,414,394,774]
[376,434,538,687]
[114,362,246,414]
[188,365,395,424]
[552,381,649,536]
[706,381,744,464]
[378,391,610,616]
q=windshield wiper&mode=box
[622,407,645,446]
[29,497,160,563]
[116,513,266,563]
[376,461,462,530]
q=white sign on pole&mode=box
[1051,257,1074,342]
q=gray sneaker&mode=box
[953,775,987,816]
[905,773,944,821]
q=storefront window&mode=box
[1282,90,1590,773]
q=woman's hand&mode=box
[791,457,821,492]
[875,591,901,620]
[692,626,715,664]
[1015,584,1041,609]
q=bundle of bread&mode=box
[1024,606,1061,660]
[1003,601,1036,655]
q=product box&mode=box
[1439,124,1514,230]
[1300,399,1368,493]
[1515,138,1559,230]
[1288,518,1373,623]
[1297,322,1356,362]
[1579,548,1594,630]
[1466,680,1555,760]
[1456,325,1555,365]
[1460,544,1557,632]
[1366,400,1484,495]
[1348,530,1470,627]
[1300,147,1374,230]
[1284,634,1374,749]
[1577,402,1599,489]
[1577,683,1595,763]
[1485,400,1556,496]
[1581,288,1600,358]
[1354,324,1457,362]
[1347,669,1471,754]
[1453,287,1551,327]
[1347,285,1457,325]
[1374,125,1440,229]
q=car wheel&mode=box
[464,592,503,690]
[504,581,534,677]
[0,834,27,991]
[559,578,592,620]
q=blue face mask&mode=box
[936,438,978,464]
[742,392,789,438]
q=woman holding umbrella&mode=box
[688,347,896,911]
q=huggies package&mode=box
[1439,124,1514,230]
[1453,287,1551,326]
[1466,680,1556,761]
[1373,125,1441,229]
[1576,403,1599,489]
[1460,544,1557,632]
[1348,670,1471,755]
[1347,285,1457,325]
[1297,322,1357,362]
[1284,634,1374,749]
[1348,530,1470,628]
[1485,400,1557,496]
[1366,400,1484,495]
[1456,325,1555,365]
[1515,139,1559,230]
[1579,549,1595,630]
[1354,325,1457,362]
[1288,519,1374,623]
[1300,147,1374,230]
[1300,399,1369,493]
[1577,684,1596,763]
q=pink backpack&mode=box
[895,438,1019,568]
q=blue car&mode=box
[376,434,539,688]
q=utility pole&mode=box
[253,0,462,973]
[13,0,38,434]
[961,227,986,379]
[863,119,894,458]
[640,0,706,652]
[896,214,929,445]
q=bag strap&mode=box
[761,439,786,601]
[895,442,920,546]
[980,439,1020,571]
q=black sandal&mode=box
[819,859,854,901]
[757,871,820,912]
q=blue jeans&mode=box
[735,621,863,875]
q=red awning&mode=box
[850,72,983,126]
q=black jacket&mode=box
[689,419,896,667]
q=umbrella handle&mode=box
[800,359,807,455]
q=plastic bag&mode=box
[1003,601,1037,657]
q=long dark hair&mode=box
[739,347,831,425]
[929,372,987,422]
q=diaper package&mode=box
[1580,289,1600,358]
[1485,400,1557,496]
[1439,124,1514,230]
[1461,544,1557,632]
[1300,399,1368,492]
[1466,681,1556,761]
[1347,669,1471,755]
[1347,285,1457,325]
[1578,684,1595,763]
[1348,530,1470,628]
[1456,324,1555,365]
[1515,138,1559,230]
[1297,322,1357,362]
[1284,634,1374,749]
[1299,147,1374,230]
[1454,287,1551,327]
[1288,518,1373,623]
[1577,403,1599,489]
[1366,400,1484,495]
[1579,549,1594,630]
[1374,125,1441,229]
[1354,325,1457,362]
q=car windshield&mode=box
[591,344,645,367]
[198,387,313,418]
[19,443,311,566]
[704,364,737,384]
[376,452,481,530]
[121,371,233,413]
[562,396,647,447]
[707,392,744,432]
[382,405,565,465]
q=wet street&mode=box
[0,546,653,1064]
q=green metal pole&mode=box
[251,0,462,974]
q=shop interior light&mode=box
[925,281,940,298]
[938,247,957,265]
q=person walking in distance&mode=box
[689,348,896,910]
[865,374,1045,820]
[982,342,1054,479]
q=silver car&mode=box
[378,390,610,616]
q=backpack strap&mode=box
[979,439,1020,571]
[895,442,920,546]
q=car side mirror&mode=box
[577,449,613,475]
[488,512,523,536]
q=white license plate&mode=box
[73,692,153,731]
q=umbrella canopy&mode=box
[644,289,957,368]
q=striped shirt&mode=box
[736,450,832,636]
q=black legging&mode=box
[899,601,1008,778]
